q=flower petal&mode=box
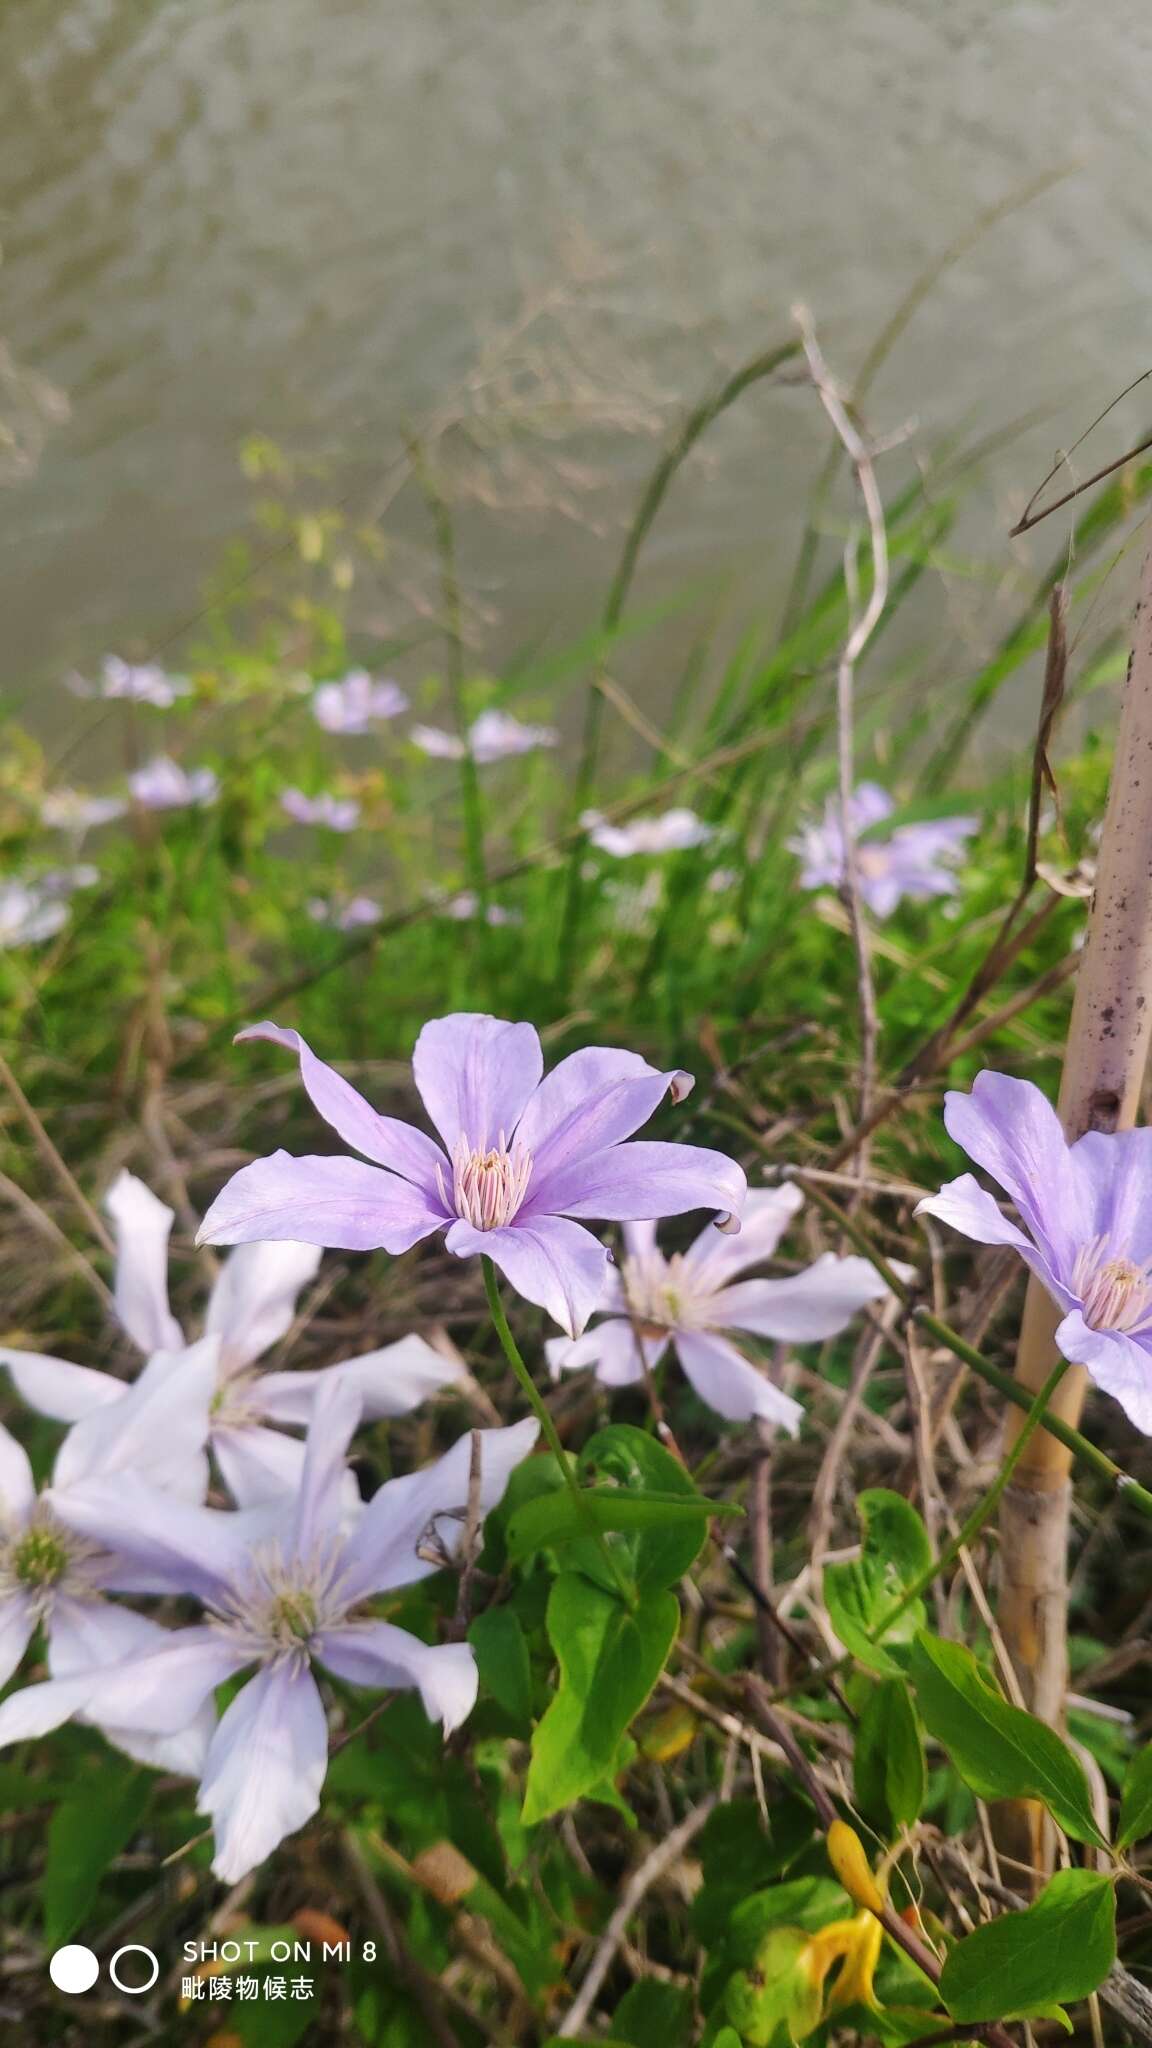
[1068,1126,1152,1266]
[199,1662,329,1883]
[212,1423,309,1508]
[683,1185,805,1288]
[51,1334,218,1501]
[412,1013,543,1151]
[1055,1312,1152,1436]
[290,1375,363,1562]
[514,1048,692,1185]
[235,1023,449,1193]
[257,1334,465,1426]
[713,1254,895,1343]
[0,1628,245,1749]
[48,1597,216,1778]
[915,1172,1033,1250]
[318,1623,477,1733]
[545,1318,656,1386]
[942,1072,1088,1276]
[446,1214,609,1337]
[674,1329,805,1432]
[0,1594,35,1690]
[198,1152,445,1255]
[51,1477,261,1602]
[338,1417,538,1603]
[205,1239,323,1374]
[0,1347,125,1424]
[104,1170,184,1353]
[0,1423,37,1526]
[527,1142,746,1232]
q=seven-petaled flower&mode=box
[0,1385,537,1881]
[547,1188,903,1428]
[1,1171,462,1507]
[790,782,977,919]
[197,1014,746,1338]
[916,1069,1152,1433]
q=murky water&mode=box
[2,0,1151,731]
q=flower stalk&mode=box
[998,541,1152,1874]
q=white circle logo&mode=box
[49,1945,100,1994]
[109,1945,160,1995]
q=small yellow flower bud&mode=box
[826,1819,887,1915]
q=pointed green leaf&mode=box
[44,1766,150,1946]
[523,1574,678,1823]
[824,1490,933,1676]
[469,1606,533,1727]
[939,1869,1115,2023]
[854,1678,926,1834]
[1117,1745,1152,1849]
[506,1484,738,1563]
[909,1633,1105,1845]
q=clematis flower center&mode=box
[1073,1234,1152,1334]
[0,1508,100,1619]
[439,1133,533,1232]
[621,1250,711,1333]
[209,1539,352,1666]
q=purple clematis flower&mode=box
[0,882,70,949]
[280,788,361,831]
[412,709,560,764]
[916,1070,1152,1434]
[0,1338,218,1775]
[581,807,714,857]
[2,1171,463,1507]
[307,895,383,931]
[68,657,191,707]
[129,757,219,811]
[441,892,522,927]
[197,1015,746,1338]
[313,671,409,734]
[40,789,126,833]
[790,782,977,919]
[546,1188,903,1429]
[2,1386,537,1881]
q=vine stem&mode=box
[869,1356,1071,1640]
[480,1257,635,1606]
[785,1170,1152,1521]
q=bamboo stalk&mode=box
[997,541,1152,1876]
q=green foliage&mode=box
[939,1868,1116,2023]
[611,1978,695,2045]
[853,1678,926,1836]
[43,1764,149,1947]
[1117,1744,1152,1849]
[909,1633,1106,1844]
[823,1491,933,1676]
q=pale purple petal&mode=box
[0,1628,245,1749]
[48,1598,216,1777]
[51,1334,217,1500]
[236,1022,449,1193]
[279,788,360,831]
[197,1152,445,1255]
[712,1254,896,1343]
[514,1048,692,1185]
[213,1423,309,1508]
[0,1594,35,1689]
[469,709,559,763]
[205,1238,323,1374]
[338,1417,538,1602]
[446,1214,609,1338]
[683,1184,805,1288]
[412,1013,543,1152]
[318,1623,477,1732]
[0,1671,111,1746]
[1068,1127,1152,1266]
[0,1348,124,1424]
[128,757,218,810]
[622,1218,659,1262]
[545,1319,655,1387]
[410,723,464,760]
[915,1172,1035,1252]
[104,1170,184,1353]
[51,1478,259,1601]
[257,1335,464,1426]
[942,1072,1089,1276]
[0,1424,35,1527]
[199,1661,329,1882]
[584,808,713,856]
[1054,1312,1152,1436]
[674,1329,805,1432]
[527,1141,746,1231]
[290,1375,363,1561]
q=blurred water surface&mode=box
[1,0,1150,724]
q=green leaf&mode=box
[612,1978,694,2046]
[522,1574,678,1823]
[824,1490,932,1676]
[43,1767,150,1946]
[469,1606,533,1727]
[939,1868,1116,2023]
[577,1424,710,1591]
[854,1678,926,1835]
[506,1484,738,1563]
[1117,1745,1152,1849]
[909,1633,1105,1845]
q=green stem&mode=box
[480,1257,635,1606]
[790,1170,1152,1522]
[870,1355,1071,1639]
